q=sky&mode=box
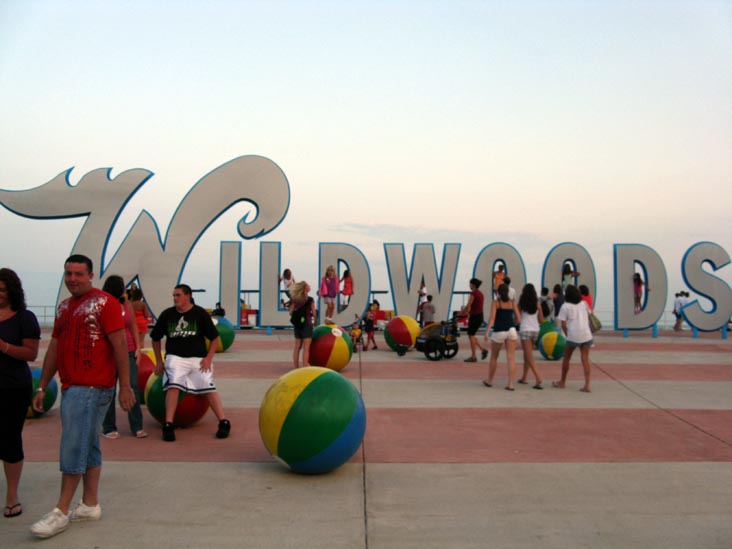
[1,0,731,320]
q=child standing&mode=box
[363,302,378,351]
[340,269,353,312]
[279,268,295,307]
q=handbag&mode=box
[588,311,602,334]
[319,278,329,297]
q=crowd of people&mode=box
[0,256,231,538]
[1,259,707,538]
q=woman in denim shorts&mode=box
[552,285,594,392]
[482,284,521,391]
[517,283,545,389]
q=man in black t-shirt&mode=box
[151,284,231,442]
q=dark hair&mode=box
[552,284,563,295]
[175,284,192,296]
[496,283,510,302]
[562,263,572,275]
[175,284,195,304]
[129,287,143,301]
[518,283,538,314]
[541,286,549,296]
[469,278,482,288]
[504,276,511,285]
[65,254,93,273]
[564,284,581,304]
[102,275,126,303]
[579,285,590,297]
[0,268,27,311]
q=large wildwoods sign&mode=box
[1,156,730,331]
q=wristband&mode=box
[36,387,45,393]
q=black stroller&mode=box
[415,312,461,361]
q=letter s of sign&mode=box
[0,155,291,317]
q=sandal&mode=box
[102,431,120,439]
[4,503,22,518]
[482,380,492,387]
[135,430,149,439]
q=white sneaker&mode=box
[30,508,69,538]
[70,501,102,522]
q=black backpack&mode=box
[541,299,551,318]
[290,298,312,327]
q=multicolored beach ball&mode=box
[137,351,156,402]
[27,366,58,418]
[259,367,367,474]
[207,316,235,353]
[539,330,566,361]
[384,315,421,351]
[309,325,353,371]
[538,320,561,343]
[144,372,210,427]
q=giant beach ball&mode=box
[137,352,156,403]
[27,367,58,418]
[207,316,235,353]
[144,373,210,427]
[309,325,353,371]
[538,320,561,344]
[539,331,566,361]
[384,315,420,351]
[259,367,367,474]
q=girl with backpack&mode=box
[289,281,316,368]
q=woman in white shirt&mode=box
[517,284,544,389]
[552,285,594,392]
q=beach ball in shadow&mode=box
[144,373,210,427]
[27,367,58,418]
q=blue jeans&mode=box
[60,385,114,474]
[102,351,144,434]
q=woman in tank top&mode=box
[482,283,521,391]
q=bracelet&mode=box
[36,387,45,393]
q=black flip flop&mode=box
[482,380,492,387]
[4,503,22,518]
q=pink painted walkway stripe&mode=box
[22,408,732,463]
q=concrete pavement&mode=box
[2,328,731,548]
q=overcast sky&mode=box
[1,0,730,316]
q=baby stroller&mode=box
[415,312,461,361]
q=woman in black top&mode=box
[483,284,521,391]
[0,268,41,518]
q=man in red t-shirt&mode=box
[30,255,135,539]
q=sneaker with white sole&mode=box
[69,501,102,522]
[30,508,69,538]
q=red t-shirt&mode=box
[470,289,485,316]
[52,288,124,389]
